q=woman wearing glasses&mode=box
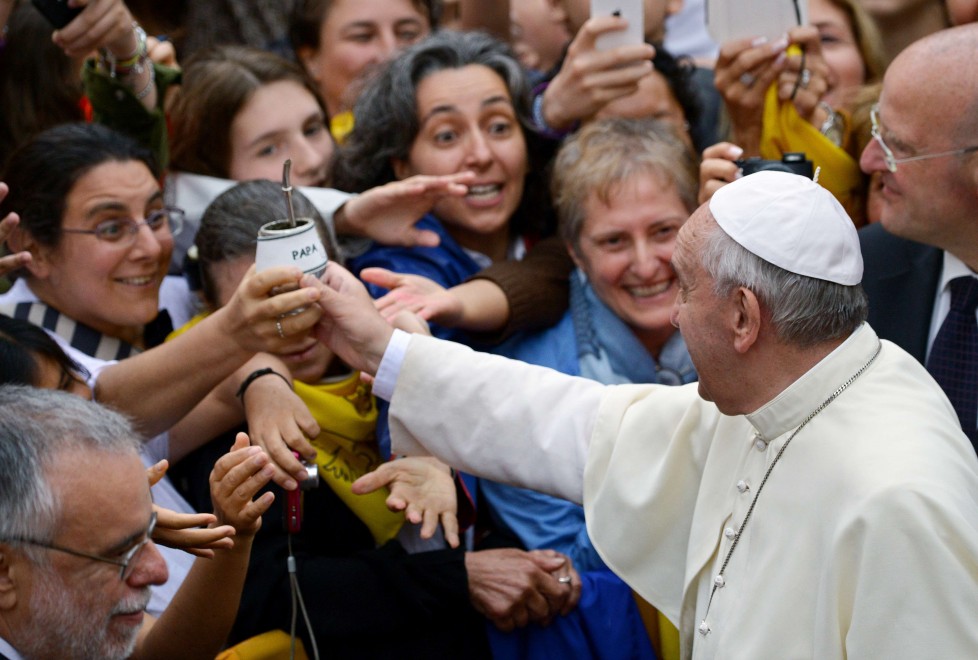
[0,121,325,617]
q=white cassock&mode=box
[378,324,978,659]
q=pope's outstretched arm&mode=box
[303,263,606,503]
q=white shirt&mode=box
[0,635,23,660]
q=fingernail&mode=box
[729,145,744,158]
[751,36,769,47]
[774,51,787,67]
[260,465,275,478]
[771,36,789,52]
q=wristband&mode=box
[133,64,156,100]
[531,90,577,140]
[236,368,293,401]
[98,23,148,78]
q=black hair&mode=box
[0,123,158,250]
[0,315,89,387]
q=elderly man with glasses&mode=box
[859,23,978,455]
[0,385,273,660]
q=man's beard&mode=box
[20,565,150,660]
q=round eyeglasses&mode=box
[62,207,185,246]
[1,511,157,581]
[870,103,978,173]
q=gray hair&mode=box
[700,222,868,347]
[0,386,141,550]
[552,118,698,255]
[331,30,533,193]
[194,179,339,310]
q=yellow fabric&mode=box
[633,593,680,660]
[759,84,862,218]
[330,111,355,144]
[296,374,404,544]
[215,630,307,660]
[169,313,403,544]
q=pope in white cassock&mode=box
[308,172,978,658]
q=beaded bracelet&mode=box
[98,23,147,78]
[236,368,293,401]
[133,63,156,100]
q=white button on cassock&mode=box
[736,480,750,493]
[724,526,737,539]
[714,575,725,588]
[699,621,711,636]
[754,438,768,451]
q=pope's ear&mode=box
[731,286,761,354]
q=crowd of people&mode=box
[1,0,977,658]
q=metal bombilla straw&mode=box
[282,159,297,229]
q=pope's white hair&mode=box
[700,222,868,347]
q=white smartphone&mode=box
[590,0,645,51]
[705,0,807,44]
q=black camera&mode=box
[735,152,814,179]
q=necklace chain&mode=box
[699,341,883,636]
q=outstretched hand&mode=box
[352,456,460,548]
[146,460,234,558]
[241,374,319,491]
[361,267,464,327]
[336,172,475,247]
[209,433,276,538]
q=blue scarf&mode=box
[570,269,696,386]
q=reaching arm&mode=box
[93,266,322,438]
[332,172,474,248]
[169,352,319,490]
[353,456,460,548]
[134,433,274,660]
[146,460,234,559]
[362,235,573,338]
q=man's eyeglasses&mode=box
[1,511,157,581]
[870,103,978,173]
[62,207,185,246]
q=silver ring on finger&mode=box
[800,68,812,88]
[557,575,572,584]
[739,72,756,88]
[275,318,286,339]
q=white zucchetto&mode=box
[709,171,862,285]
